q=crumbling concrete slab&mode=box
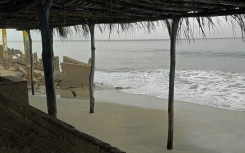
[61,63,91,88]
[61,56,91,98]
[63,56,88,65]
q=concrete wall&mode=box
[63,56,89,65]
[0,94,125,153]
[61,63,91,88]
[54,56,60,72]
[0,76,28,104]
[60,56,91,98]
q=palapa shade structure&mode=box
[1,0,245,150]
[1,0,245,29]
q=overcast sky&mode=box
[0,17,243,41]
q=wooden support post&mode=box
[88,23,95,113]
[167,17,180,150]
[23,30,35,95]
[2,29,9,69]
[23,31,32,86]
[0,30,4,60]
[37,0,56,117]
[27,30,35,95]
[2,29,8,59]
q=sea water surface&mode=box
[7,38,245,111]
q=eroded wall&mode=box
[60,56,91,98]
[0,94,125,153]
[0,76,28,104]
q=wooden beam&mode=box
[161,0,245,7]
[88,22,95,114]
[37,0,57,117]
[167,17,180,150]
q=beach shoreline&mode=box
[29,87,245,153]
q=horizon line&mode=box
[1,37,243,42]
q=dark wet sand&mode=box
[29,88,245,153]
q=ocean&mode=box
[7,38,245,111]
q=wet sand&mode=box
[29,88,245,153]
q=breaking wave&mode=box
[95,69,245,111]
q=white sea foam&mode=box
[95,69,245,111]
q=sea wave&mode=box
[95,69,245,111]
[178,50,245,58]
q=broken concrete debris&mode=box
[0,46,91,98]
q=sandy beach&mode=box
[29,86,245,153]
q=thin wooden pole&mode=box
[2,29,8,69]
[88,23,95,113]
[1,29,5,60]
[27,30,35,95]
[23,31,32,87]
[37,0,56,117]
[2,29,8,59]
[167,17,180,150]
[0,31,2,60]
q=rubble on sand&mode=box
[0,46,91,98]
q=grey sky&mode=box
[0,18,243,42]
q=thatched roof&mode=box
[1,0,245,30]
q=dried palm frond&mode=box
[165,15,245,41]
[53,24,89,39]
[52,14,245,41]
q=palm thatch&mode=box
[2,1,244,38]
[53,14,245,40]
[1,0,245,30]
